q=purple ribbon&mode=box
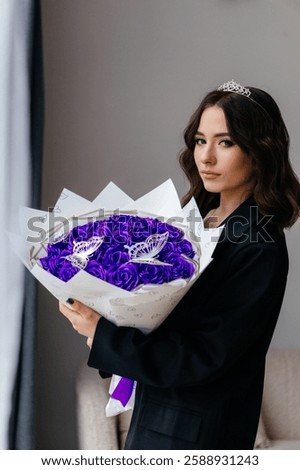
[111,377,135,407]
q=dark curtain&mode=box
[9,0,44,450]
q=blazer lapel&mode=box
[214,196,260,249]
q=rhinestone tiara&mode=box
[217,79,251,98]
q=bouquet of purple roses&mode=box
[40,214,196,291]
[11,180,223,415]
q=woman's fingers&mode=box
[59,299,101,338]
[59,300,79,323]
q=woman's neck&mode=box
[219,189,252,216]
[204,190,252,228]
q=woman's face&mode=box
[194,105,254,200]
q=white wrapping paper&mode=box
[9,179,223,416]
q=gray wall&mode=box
[36,0,300,449]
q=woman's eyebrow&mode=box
[195,131,231,137]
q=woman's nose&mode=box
[198,145,216,164]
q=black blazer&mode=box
[88,197,289,450]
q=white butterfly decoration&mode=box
[50,231,68,244]
[65,236,104,269]
[125,232,172,266]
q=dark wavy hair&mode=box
[179,87,300,229]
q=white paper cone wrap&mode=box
[9,179,223,416]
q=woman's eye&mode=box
[220,139,235,148]
[195,138,206,145]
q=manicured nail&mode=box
[66,298,74,305]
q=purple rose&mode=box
[85,260,107,280]
[101,245,130,269]
[175,239,195,258]
[69,223,91,242]
[40,249,80,280]
[158,240,195,263]
[108,264,140,291]
[158,241,179,259]
[111,220,131,244]
[103,218,130,245]
[46,245,65,256]
[40,249,64,274]
[157,222,183,241]
[129,216,157,242]
[69,221,104,243]
[58,261,80,281]
[39,255,53,272]
[137,264,166,285]
[161,252,195,280]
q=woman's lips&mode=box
[201,172,220,179]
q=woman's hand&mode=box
[59,299,101,342]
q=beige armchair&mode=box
[255,349,300,449]
[76,349,300,450]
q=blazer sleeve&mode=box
[87,242,288,388]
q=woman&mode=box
[60,80,300,449]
